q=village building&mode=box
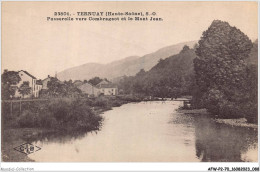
[77,80,118,97]
[42,75,63,89]
[40,75,65,98]
[96,80,109,86]
[13,70,42,98]
[78,82,101,97]
[96,80,118,96]
[35,80,43,97]
[42,75,51,90]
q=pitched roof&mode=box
[42,77,62,84]
[42,76,51,81]
[98,83,117,88]
[18,70,36,79]
[97,80,110,85]
[78,82,98,89]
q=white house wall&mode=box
[42,78,50,89]
[100,88,118,96]
[14,71,42,98]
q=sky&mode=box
[2,1,258,79]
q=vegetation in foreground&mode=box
[2,95,141,132]
[3,99,98,132]
[2,95,141,162]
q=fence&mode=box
[2,99,49,116]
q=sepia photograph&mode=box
[0,1,258,169]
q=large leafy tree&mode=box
[47,77,63,97]
[1,70,21,99]
[88,77,103,86]
[18,81,31,98]
[194,20,253,118]
[63,80,81,97]
[47,78,81,97]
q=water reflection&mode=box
[25,130,91,145]
[28,101,257,162]
[193,116,258,162]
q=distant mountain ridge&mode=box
[57,41,197,81]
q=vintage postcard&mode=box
[1,1,258,171]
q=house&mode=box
[13,70,42,98]
[96,81,118,96]
[78,82,101,97]
[96,80,110,86]
[35,80,43,97]
[42,75,63,89]
[42,75,51,90]
[77,80,118,97]
[40,76,66,98]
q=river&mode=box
[28,101,258,162]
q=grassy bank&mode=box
[2,95,141,130]
[2,95,141,162]
[3,98,102,132]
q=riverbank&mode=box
[15,100,257,162]
[2,96,140,162]
[177,108,258,128]
[4,98,257,162]
[177,108,209,115]
[215,118,258,129]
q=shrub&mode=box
[17,110,39,128]
[111,100,122,107]
[37,112,58,128]
[16,98,103,132]
[117,95,142,102]
[91,97,108,107]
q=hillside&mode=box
[149,46,195,77]
[117,45,197,97]
[57,41,197,81]
[140,46,196,96]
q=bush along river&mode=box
[28,101,257,162]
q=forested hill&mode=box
[149,45,195,78]
[117,46,197,97]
